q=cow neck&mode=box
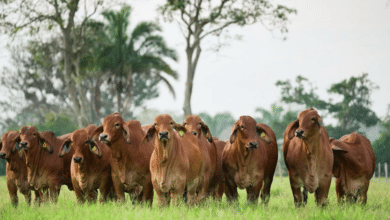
[302,132,321,157]
[154,136,177,167]
[233,138,251,168]
[25,142,45,186]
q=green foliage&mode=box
[372,105,390,175]
[35,113,78,136]
[198,112,235,140]
[276,73,379,139]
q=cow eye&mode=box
[183,122,187,126]
[32,133,36,136]
[115,123,120,127]
[311,118,316,122]
[170,122,173,125]
[154,123,157,127]
[241,125,244,129]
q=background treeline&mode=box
[0,1,388,176]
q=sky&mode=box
[0,0,389,122]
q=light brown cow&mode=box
[283,108,333,207]
[182,115,224,200]
[58,125,115,203]
[330,132,375,204]
[222,116,278,204]
[0,131,42,206]
[143,114,206,206]
[15,126,74,203]
[92,113,154,205]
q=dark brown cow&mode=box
[222,116,278,204]
[15,126,74,203]
[92,113,154,205]
[330,132,375,204]
[213,137,227,199]
[283,108,333,207]
[182,115,224,200]
[143,114,206,206]
[0,131,41,206]
[58,125,115,203]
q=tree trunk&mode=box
[74,55,90,127]
[93,77,102,122]
[183,43,202,116]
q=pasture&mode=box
[1,177,389,220]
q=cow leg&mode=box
[87,189,98,203]
[100,178,115,203]
[315,179,331,207]
[290,185,304,207]
[214,183,225,201]
[224,177,238,202]
[7,179,18,207]
[246,182,263,204]
[34,190,42,205]
[111,161,125,202]
[141,182,154,207]
[48,184,61,203]
[302,188,308,205]
[23,189,32,205]
[155,189,170,207]
[335,178,345,204]
[260,177,273,204]
[358,184,369,205]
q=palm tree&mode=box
[100,5,178,115]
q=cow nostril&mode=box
[159,131,169,139]
[73,157,82,163]
[296,130,304,137]
[248,142,258,149]
[21,142,27,146]
[192,131,197,136]
[0,153,6,159]
[99,134,108,141]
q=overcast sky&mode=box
[1,0,389,122]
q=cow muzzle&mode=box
[0,152,6,159]
[73,157,82,164]
[159,131,169,141]
[20,142,28,149]
[295,130,304,138]
[247,142,258,149]
[191,131,198,136]
[99,134,109,143]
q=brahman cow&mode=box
[222,116,278,204]
[330,132,375,204]
[15,126,73,203]
[59,125,115,203]
[93,113,154,205]
[0,131,42,206]
[143,114,206,206]
[182,115,224,200]
[283,108,333,207]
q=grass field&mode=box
[0,176,389,220]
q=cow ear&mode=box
[0,141,2,152]
[256,123,272,144]
[142,125,156,143]
[332,145,348,154]
[12,135,21,151]
[91,125,104,141]
[173,122,187,137]
[38,134,54,154]
[200,121,213,142]
[59,139,72,158]
[88,140,102,158]
[122,124,131,144]
[287,119,299,140]
[229,124,239,144]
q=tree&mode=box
[276,73,380,139]
[0,0,107,127]
[100,6,178,115]
[159,0,297,116]
[372,105,390,174]
[198,112,235,139]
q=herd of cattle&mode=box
[0,108,375,207]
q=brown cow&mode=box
[15,126,74,203]
[283,108,333,207]
[58,125,115,203]
[143,114,206,206]
[222,116,278,204]
[330,132,375,204]
[92,113,154,205]
[182,115,224,200]
[0,131,42,206]
[213,137,227,199]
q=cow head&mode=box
[287,108,323,140]
[94,112,130,145]
[329,138,348,178]
[142,114,187,145]
[18,126,54,154]
[230,116,272,150]
[183,115,213,142]
[124,120,144,144]
[59,129,101,164]
[0,131,21,160]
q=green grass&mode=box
[1,177,389,220]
